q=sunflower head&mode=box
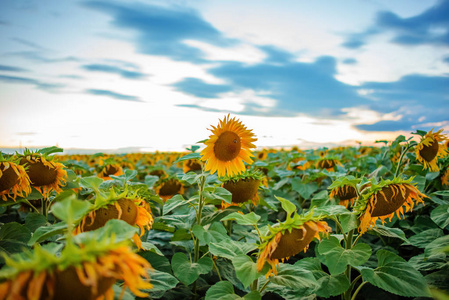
[415,128,448,172]
[328,176,361,208]
[220,170,264,208]
[97,158,124,180]
[201,114,257,177]
[316,157,342,171]
[0,154,31,201]
[17,149,67,199]
[182,159,202,173]
[441,167,449,186]
[154,177,184,201]
[354,177,427,234]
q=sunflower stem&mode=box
[24,199,40,214]
[343,229,354,300]
[350,281,367,300]
[193,173,206,299]
[212,256,223,281]
[250,279,258,291]
[394,143,414,178]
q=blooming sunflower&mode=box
[415,128,448,172]
[18,150,67,199]
[0,238,152,299]
[354,177,427,235]
[328,176,361,208]
[256,215,331,277]
[220,170,264,208]
[0,154,31,201]
[154,177,185,202]
[201,114,257,177]
[74,187,153,249]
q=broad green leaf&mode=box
[432,190,449,197]
[369,225,409,243]
[274,196,297,216]
[205,281,261,300]
[50,195,92,224]
[431,205,449,229]
[73,219,138,245]
[163,194,188,215]
[171,253,213,285]
[139,251,171,273]
[140,241,163,255]
[425,235,449,257]
[408,228,444,248]
[269,263,319,292]
[79,175,104,191]
[27,222,67,245]
[0,222,31,254]
[39,146,63,155]
[203,186,233,204]
[146,269,179,299]
[144,175,159,188]
[221,212,261,226]
[408,253,447,272]
[292,179,318,199]
[339,213,358,233]
[209,239,257,260]
[361,250,431,297]
[175,152,201,163]
[232,255,266,288]
[192,222,230,245]
[24,213,47,233]
[310,190,332,207]
[318,236,372,275]
[312,205,350,217]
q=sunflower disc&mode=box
[270,222,317,260]
[371,184,411,217]
[0,164,19,192]
[20,159,57,187]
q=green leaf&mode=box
[39,146,63,155]
[146,269,179,299]
[209,239,257,260]
[27,222,67,245]
[432,190,449,197]
[369,225,409,243]
[163,194,188,215]
[232,255,266,288]
[140,241,163,255]
[339,214,358,233]
[221,212,261,226]
[361,250,431,297]
[175,152,201,163]
[408,253,447,272]
[0,222,31,254]
[139,251,171,273]
[431,205,449,229]
[310,190,331,207]
[425,235,449,257]
[318,236,372,275]
[79,175,104,191]
[292,179,318,199]
[24,213,48,233]
[269,263,319,291]
[144,175,159,188]
[275,196,297,216]
[73,219,138,245]
[312,205,350,217]
[408,228,444,248]
[50,195,92,224]
[192,222,230,245]
[205,281,261,300]
[171,253,213,285]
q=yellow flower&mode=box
[415,128,448,172]
[441,168,449,186]
[98,163,124,180]
[356,178,427,235]
[256,220,331,277]
[201,114,257,177]
[0,157,31,201]
[154,177,185,202]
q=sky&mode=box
[1,0,448,152]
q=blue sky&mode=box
[1,0,448,151]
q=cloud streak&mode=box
[85,89,142,102]
[81,63,146,79]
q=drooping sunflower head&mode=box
[97,158,124,180]
[354,177,427,235]
[256,212,331,277]
[154,177,185,201]
[220,170,264,208]
[0,234,152,300]
[201,114,257,177]
[316,157,342,171]
[17,149,67,199]
[328,176,361,208]
[415,128,448,172]
[0,154,31,201]
[441,167,449,186]
[182,159,202,173]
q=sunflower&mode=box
[415,128,448,172]
[220,171,264,208]
[256,218,331,277]
[0,240,152,299]
[201,114,257,177]
[256,150,268,161]
[328,176,361,208]
[18,151,67,199]
[154,177,185,202]
[316,157,342,171]
[97,162,124,180]
[441,168,449,186]
[0,155,31,201]
[354,177,427,235]
[182,159,202,173]
[74,188,154,249]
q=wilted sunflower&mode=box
[328,176,361,208]
[201,114,257,177]
[0,155,31,201]
[154,177,184,202]
[97,160,124,180]
[0,238,152,300]
[74,188,153,249]
[18,151,67,199]
[354,177,427,234]
[221,171,264,208]
[316,157,342,171]
[256,217,331,277]
[415,128,448,172]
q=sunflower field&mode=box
[1,115,449,300]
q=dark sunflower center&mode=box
[20,158,57,187]
[214,131,241,161]
[103,165,119,176]
[117,198,138,226]
[0,163,19,192]
[318,159,335,169]
[371,184,411,217]
[271,222,317,260]
[159,180,182,196]
[335,185,357,201]
[223,178,260,203]
[419,140,439,162]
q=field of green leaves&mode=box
[1,118,448,300]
